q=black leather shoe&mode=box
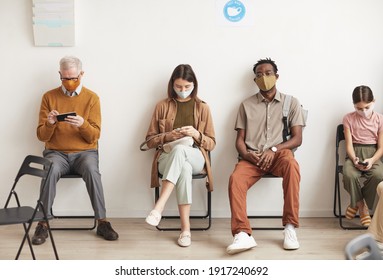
[97,221,119,240]
[32,223,48,245]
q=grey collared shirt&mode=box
[235,91,304,152]
[61,83,83,97]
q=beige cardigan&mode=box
[145,97,216,191]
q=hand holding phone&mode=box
[56,112,76,122]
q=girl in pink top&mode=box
[342,85,383,227]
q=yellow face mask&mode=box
[62,79,80,93]
[255,75,276,92]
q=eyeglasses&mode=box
[59,72,81,82]
[255,71,275,79]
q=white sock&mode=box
[285,223,295,230]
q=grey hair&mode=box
[59,56,82,73]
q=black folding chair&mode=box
[247,173,284,230]
[0,155,59,259]
[334,124,367,230]
[50,172,96,231]
[236,155,283,230]
[154,152,212,231]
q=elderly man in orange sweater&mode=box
[32,55,118,245]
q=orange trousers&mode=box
[228,149,300,236]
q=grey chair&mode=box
[345,233,382,260]
[0,155,59,260]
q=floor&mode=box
[0,217,370,260]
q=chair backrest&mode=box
[336,124,345,145]
[5,155,53,208]
[336,124,345,171]
[345,233,383,260]
[15,155,53,182]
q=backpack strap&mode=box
[282,95,292,142]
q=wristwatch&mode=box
[270,146,278,153]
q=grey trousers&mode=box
[343,145,383,209]
[41,149,106,219]
[158,145,205,205]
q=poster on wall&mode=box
[216,0,254,27]
[32,0,75,46]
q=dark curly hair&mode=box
[253,58,278,74]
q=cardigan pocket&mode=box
[159,118,173,132]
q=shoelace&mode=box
[100,221,112,229]
[233,233,245,244]
[284,228,297,241]
[35,224,47,235]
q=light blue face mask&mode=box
[174,86,194,99]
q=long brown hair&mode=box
[167,64,198,99]
[352,85,374,104]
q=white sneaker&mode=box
[226,232,257,255]
[283,227,300,250]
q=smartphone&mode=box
[56,112,76,122]
[358,161,368,166]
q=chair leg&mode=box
[16,222,36,260]
[50,175,96,231]
[45,219,59,260]
[154,187,211,231]
[248,215,284,230]
[333,171,340,217]
[25,226,35,259]
[50,206,96,231]
[40,204,59,259]
[335,173,367,230]
[50,214,96,231]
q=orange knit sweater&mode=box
[37,86,101,153]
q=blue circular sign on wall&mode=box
[223,0,246,22]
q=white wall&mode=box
[1,0,383,218]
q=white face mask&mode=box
[355,103,374,119]
[174,86,194,99]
